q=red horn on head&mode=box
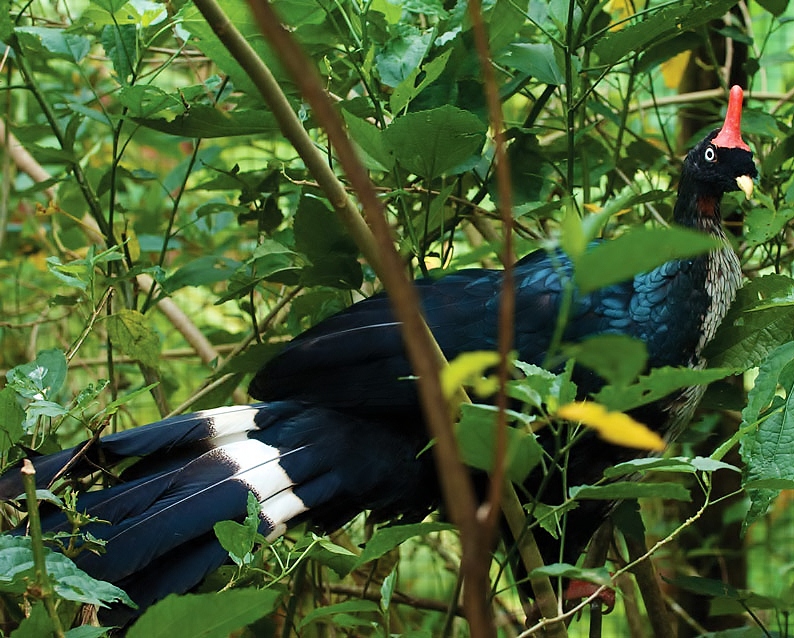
[711,85,751,151]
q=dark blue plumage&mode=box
[0,87,758,622]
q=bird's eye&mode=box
[704,146,717,162]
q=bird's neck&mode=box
[673,174,727,238]
[673,172,742,356]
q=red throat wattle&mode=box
[711,85,751,151]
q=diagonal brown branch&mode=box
[467,2,564,633]
[188,0,492,634]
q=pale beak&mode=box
[736,174,754,199]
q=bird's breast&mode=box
[698,245,742,356]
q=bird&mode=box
[0,85,757,623]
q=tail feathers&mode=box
[2,401,437,619]
[70,437,305,583]
[0,404,266,500]
[99,532,230,627]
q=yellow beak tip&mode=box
[736,175,754,199]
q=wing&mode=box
[250,250,580,412]
[250,246,713,413]
[250,267,503,412]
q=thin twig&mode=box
[328,583,465,617]
[518,488,712,637]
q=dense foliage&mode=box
[2,0,794,636]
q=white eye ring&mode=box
[704,146,717,162]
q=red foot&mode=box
[525,579,616,624]
[564,579,616,614]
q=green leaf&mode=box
[743,477,794,490]
[565,334,647,386]
[163,256,241,293]
[382,105,487,180]
[118,85,184,119]
[0,388,25,454]
[592,0,739,66]
[101,383,159,417]
[529,563,611,586]
[214,493,259,566]
[45,256,88,290]
[294,195,362,289]
[343,112,395,171]
[516,359,578,409]
[178,1,287,98]
[353,522,454,570]
[390,49,452,113]
[756,0,789,16]
[501,43,564,85]
[101,22,138,84]
[593,367,733,413]
[375,23,432,87]
[380,568,397,612]
[65,626,113,638]
[744,207,794,246]
[27,399,69,418]
[271,0,327,26]
[305,537,358,578]
[741,341,794,428]
[739,341,794,530]
[127,589,280,638]
[570,482,691,501]
[0,536,134,607]
[667,575,742,599]
[603,456,738,479]
[611,499,645,542]
[91,0,130,12]
[298,600,380,630]
[456,403,543,483]
[6,349,68,401]
[214,520,256,567]
[9,602,54,638]
[573,227,720,294]
[15,26,90,62]
[135,105,279,138]
[706,274,794,369]
[530,501,578,540]
[488,0,532,54]
[507,363,558,411]
[402,0,448,17]
[0,0,12,41]
[105,310,161,368]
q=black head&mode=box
[682,130,758,200]
[677,86,758,225]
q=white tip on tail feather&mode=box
[217,436,308,539]
[203,405,261,439]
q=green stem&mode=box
[602,57,639,204]
[12,38,111,242]
[141,139,202,314]
[563,0,579,213]
[21,461,65,638]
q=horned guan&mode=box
[0,86,757,620]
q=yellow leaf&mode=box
[28,251,48,272]
[556,401,665,451]
[606,0,634,30]
[661,50,691,90]
[441,351,500,400]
